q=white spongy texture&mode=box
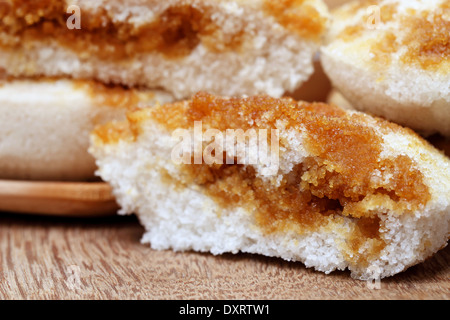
[0,79,173,181]
[321,0,450,137]
[0,0,329,99]
[366,127,450,278]
[90,110,450,280]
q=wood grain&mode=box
[0,180,118,217]
[0,213,448,300]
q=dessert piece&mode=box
[90,92,450,279]
[0,78,173,181]
[0,0,330,99]
[321,0,450,137]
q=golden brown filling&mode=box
[337,1,449,72]
[0,1,244,60]
[400,7,450,71]
[263,0,327,41]
[96,93,432,265]
[0,0,329,60]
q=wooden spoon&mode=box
[0,180,119,217]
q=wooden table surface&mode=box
[0,212,448,300]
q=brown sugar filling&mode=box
[0,1,244,60]
[263,0,327,41]
[337,1,449,72]
[400,7,450,71]
[96,93,431,264]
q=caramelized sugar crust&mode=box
[400,6,450,71]
[337,0,449,72]
[94,93,432,265]
[263,0,328,41]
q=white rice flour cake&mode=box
[0,0,330,99]
[321,0,450,137]
[0,78,173,180]
[90,93,450,279]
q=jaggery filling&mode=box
[400,7,450,71]
[95,93,431,264]
[0,1,244,60]
[337,1,449,72]
[263,0,327,41]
